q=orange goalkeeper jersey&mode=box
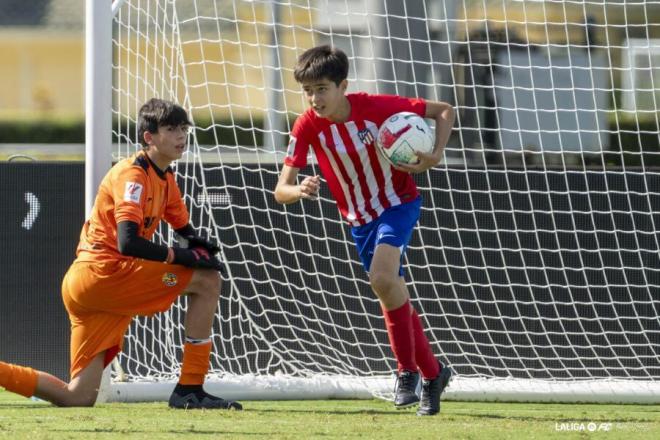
[76,151,189,263]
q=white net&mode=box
[109,0,660,402]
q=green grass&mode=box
[1,390,659,439]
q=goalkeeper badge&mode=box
[162,272,178,287]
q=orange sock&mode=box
[178,341,212,385]
[0,361,39,398]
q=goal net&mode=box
[104,0,660,403]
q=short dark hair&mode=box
[293,45,349,86]
[137,98,191,148]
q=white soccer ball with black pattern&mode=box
[376,112,434,166]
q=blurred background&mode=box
[0,0,658,166]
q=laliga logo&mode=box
[555,422,612,432]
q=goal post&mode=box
[94,0,660,404]
[85,0,113,217]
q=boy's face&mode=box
[301,78,348,120]
[144,124,189,163]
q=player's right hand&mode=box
[174,247,226,274]
[184,234,221,255]
[299,175,320,200]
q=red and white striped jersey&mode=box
[284,93,426,226]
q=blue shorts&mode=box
[351,196,422,276]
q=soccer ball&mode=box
[376,112,434,166]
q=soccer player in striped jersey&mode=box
[274,45,455,416]
[0,99,241,410]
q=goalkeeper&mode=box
[0,98,241,410]
[274,45,455,416]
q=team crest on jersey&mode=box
[124,182,143,204]
[358,128,375,145]
[162,272,178,287]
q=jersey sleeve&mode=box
[163,174,190,229]
[372,94,427,120]
[113,166,148,225]
[283,115,312,169]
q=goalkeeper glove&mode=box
[172,247,226,275]
[182,235,220,255]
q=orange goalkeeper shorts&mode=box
[61,258,194,379]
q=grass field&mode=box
[0,390,658,439]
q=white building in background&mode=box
[622,38,660,113]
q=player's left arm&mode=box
[397,100,455,174]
